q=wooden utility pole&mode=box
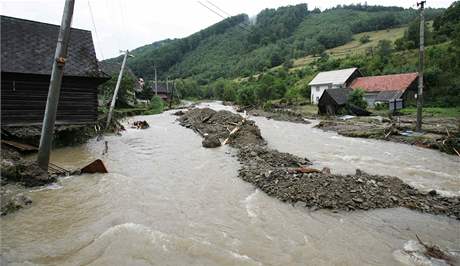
[37,0,75,170]
[154,64,158,96]
[106,50,129,130]
[169,80,175,109]
[166,76,169,93]
[416,0,426,132]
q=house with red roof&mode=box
[350,72,419,107]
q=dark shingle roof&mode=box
[324,88,350,105]
[1,15,105,78]
[376,90,404,102]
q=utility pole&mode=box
[154,64,158,96]
[166,76,169,94]
[169,80,175,109]
[37,0,75,170]
[106,50,129,130]
[416,0,426,132]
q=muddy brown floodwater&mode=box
[1,102,459,266]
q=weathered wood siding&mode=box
[1,73,102,126]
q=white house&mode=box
[308,68,361,104]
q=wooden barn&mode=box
[1,16,109,126]
[318,88,350,115]
[151,83,171,101]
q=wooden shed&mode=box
[1,16,109,126]
[318,88,350,115]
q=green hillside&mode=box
[103,4,444,82]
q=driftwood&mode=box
[384,123,398,139]
[416,234,454,265]
[222,118,246,145]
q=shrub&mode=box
[236,86,256,106]
[359,34,371,44]
[374,102,388,110]
[347,88,368,109]
[148,96,165,114]
[263,101,273,111]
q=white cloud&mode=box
[0,0,455,59]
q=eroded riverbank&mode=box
[1,102,459,265]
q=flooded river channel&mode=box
[1,102,459,265]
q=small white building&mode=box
[308,68,361,104]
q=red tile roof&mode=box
[350,72,418,92]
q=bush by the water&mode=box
[145,96,165,115]
[347,89,368,110]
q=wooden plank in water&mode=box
[1,140,38,152]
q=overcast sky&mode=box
[1,0,455,60]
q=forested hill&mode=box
[103,4,443,82]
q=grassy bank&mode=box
[399,107,460,118]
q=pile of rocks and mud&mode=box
[177,108,460,219]
[0,146,56,216]
[246,108,310,124]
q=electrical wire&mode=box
[197,1,253,33]
[205,0,231,16]
[88,0,105,60]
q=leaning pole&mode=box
[37,0,75,170]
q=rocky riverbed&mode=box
[178,108,460,219]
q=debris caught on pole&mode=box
[106,50,129,130]
[37,0,75,170]
[416,0,426,132]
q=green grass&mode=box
[292,104,318,117]
[400,107,460,118]
[292,26,407,68]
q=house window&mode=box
[316,87,320,92]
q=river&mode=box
[1,102,459,265]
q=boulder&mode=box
[202,134,221,148]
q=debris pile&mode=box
[316,117,460,155]
[1,146,55,187]
[178,108,460,219]
[131,120,150,129]
[178,108,265,147]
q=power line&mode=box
[205,0,231,16]
[197,1,252,34]
[87,0,105,60]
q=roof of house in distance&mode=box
[350,72,418,92]
[149,83,172,94]
[1,15,106,78]
[320,88,350,105]
[309,67,358,86]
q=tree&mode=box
[359,34,371,44]
[376,40,393,64]
[237,86,256,106]
[347,88,368,109]
[99,73,136,108]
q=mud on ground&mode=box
[178,108,460,219]
[0,145,56,216]
[316,116,460,155]
[246,108,311,124]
